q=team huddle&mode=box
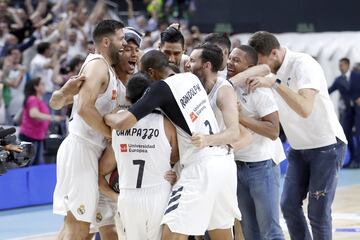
[51,19,347,240]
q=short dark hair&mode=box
[203,33,231,52]
[160,27,185,49]
[92,19,125,44]
[248,31,280,56]
[340,57,350,65]
[126,72,151,103]
[140,50,169,72]
[68,55,85,72]
[194,43,223,72]
[238,45,258,66]
[37,42,51,54]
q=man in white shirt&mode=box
[227,45,285,240]
[248,31,347,240]
[30,41,56,104]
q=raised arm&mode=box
[49,75,85,110]
[229,64,270,87]
[247,75,317,118]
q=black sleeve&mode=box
[328,78,338,94]
[128,81,173,121]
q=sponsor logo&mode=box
[120,144,128,152]
[96,212,103,223]
[111,89,117,100]
[77,205,86,215]
[190,112,198,122]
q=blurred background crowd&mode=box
[0,0,360,168]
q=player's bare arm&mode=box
[98,144,118,202]
[164,117,179,165]
[247,75,318,118]
[164,117,179,185]
[78,60,111,138]
[229,64,270,87]
[104,110,138,130]
[231,124,253,151]
[192,85,239,148]
[49,75,85,110]
[238,103,280,140]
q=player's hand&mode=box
[164,170,177,185]
[246,76,275,92]
[62,75,86,96]
[4,144,23,153]
[191,133,208,148]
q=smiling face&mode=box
[187,49,205,80]
[227,48,252,79]
[116,41,140,75]
[107,28,127,66]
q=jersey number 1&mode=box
[133,160,145,188]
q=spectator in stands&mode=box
[30,42,62,105]
[1,48,27,124]
[19,77,63,165]
[329,58,358,167]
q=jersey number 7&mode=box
[133,160,145,188]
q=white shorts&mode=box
[117,183,171,240]
[161,154,241,235]
[53,133,104,223]
[90,192,117,233]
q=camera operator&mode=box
[0,126,34,175]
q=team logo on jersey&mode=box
[120,144,128,152]
[190,112,198,122]
[111,89,117,100]
[77,205,86,215]
[96,212,103,223]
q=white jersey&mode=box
[112,113,171,189]
[116,79,131,110]
[208,77,232,131]
[163,73,228,166]
[69,53,118,148]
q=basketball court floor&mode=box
[1,169,359,240]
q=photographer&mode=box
[19,77,63,165]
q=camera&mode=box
[0,127,35,175]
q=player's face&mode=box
[116,41,140,75]
[160,42,183,66]
[227,48,251,79]
[188,49,205,80]
[108,28,127,66]
[257,50,281,73]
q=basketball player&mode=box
[92,26,143,239]
[104,50,241,240]
[186,43,251,151]
[227,45,285,239]
[159,26,190,72]
[52,19,127,240]
[98,72,179,240]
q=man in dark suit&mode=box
[348,62,360,168]
[329,58,358,167]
